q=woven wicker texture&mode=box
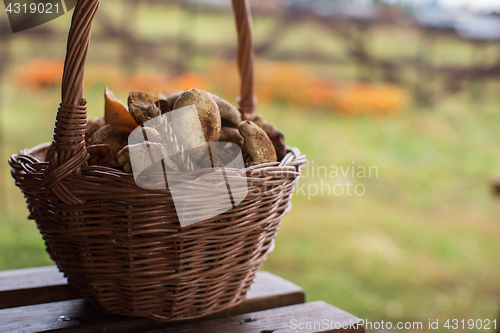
[9,0,306,322]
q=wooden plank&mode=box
[0,269,304,332]
[146,301,365,333]
[0,266,81,309]
[0,266,304,310]
[0,266,67,291]
[0,301,363,333]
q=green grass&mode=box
[0,2,499,331]
[1,83,498,331]
[259,99,500,326]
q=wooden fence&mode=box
[1,0,500,104]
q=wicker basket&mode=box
[9,0,306,322]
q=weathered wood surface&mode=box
[0,266,364,333]
[0,266,80,309]
[0,266,304,310]
[147,301,365,333]
[0,300,363,333]
[0,266,306,332]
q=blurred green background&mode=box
[0,1,499,332]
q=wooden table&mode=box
[0,266,365,333]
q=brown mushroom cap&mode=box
[238,120,277,165]
[128,91,161,125]
[164,91,184,111]
[251,114,279,136]
[173,88,221,143]
[89,124,131,166]
[104,87,138,129]
[86,117,105,145]
[219,126,244,147]
[87,144,112,166]
[269,130,287,161]
[209,93,242,128]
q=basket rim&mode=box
[11,142,306,175]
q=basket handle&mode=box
[232,0,255,120]
[43,0,256,204]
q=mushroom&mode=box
[104,87,138,129]
[238,120,277,165]
[218,126,244,147]
[128,91,161,125]
[87,144,112,166]
[173,88,221,143]
[251,114,278,137]
[86,117,105,145]
[164,91,184,111]
[209,93,242,128]
[89,124,131,168]
[117,141,180,174]
[269,130,287,161]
